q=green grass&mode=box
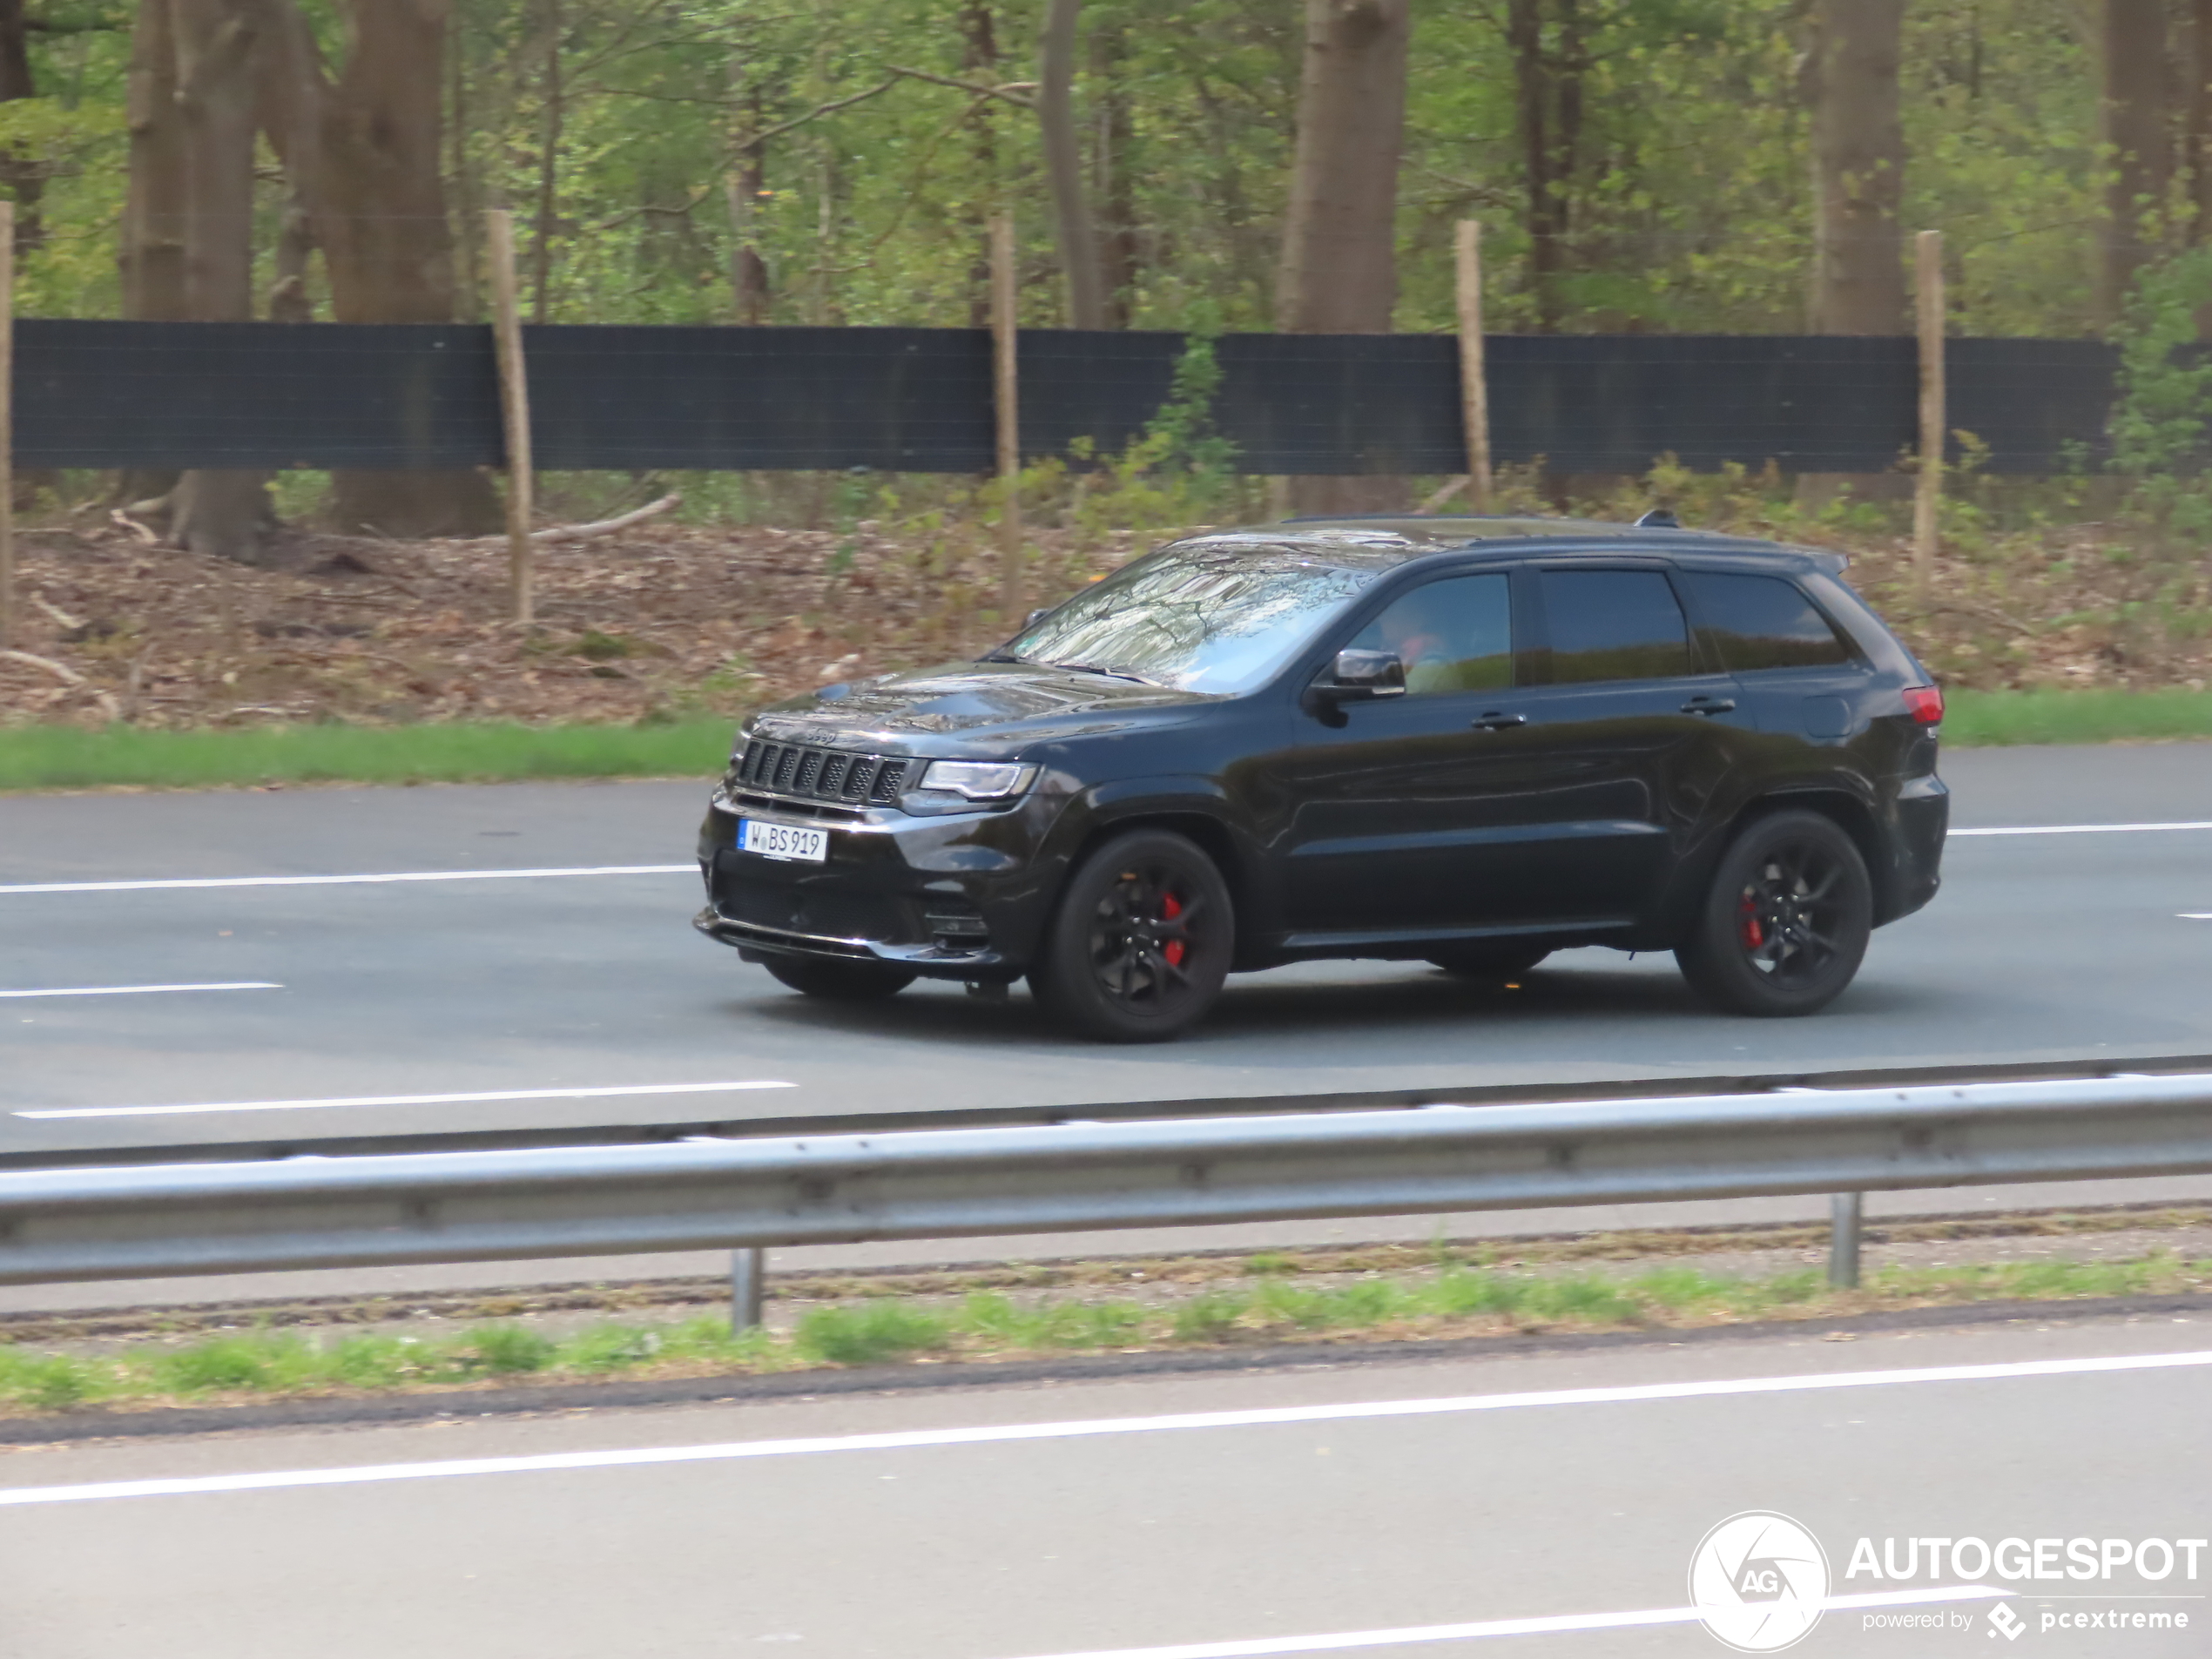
[1,688,2210,792]
[1943,687,2212,746]
[2,1252,2204,1417]
[0,719,734,792]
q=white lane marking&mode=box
[14,1078,794,1121]
[0,1347,2202,1508]
[0,864,693,896]
[0,981,280,1000]
[0,823,2196,894]
[994,1587,2005,1659]
[1952,821,2212,837]
[2183,914,2212,921]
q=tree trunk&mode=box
[1806,0,1906,334]
[1091,20,1138,327]
[959,0,999,330]
[1799,0,1908,510]
[2099,0,2170,325]
[170,0,273,563]
[1508,0,1584,334]
[118,0,188,507]
[1277,0,1411,514]
[728,78,770,324]
[0,0,44,253]
[1038,0,1103,327]
[260,0,500,537]
[530,0,561,324]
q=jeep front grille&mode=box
[733,739,910,806]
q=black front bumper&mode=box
[692,788,1058,981]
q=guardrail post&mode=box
[731,1245,765,1332]
[1828,1192,1863,1289]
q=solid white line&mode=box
[0,981,280,1000]
[991,1587,2006,1659]
[0,864,693,896]
[0,1347,2202,1508]
[2183,914,2212,921]
[1952,821,2212,837]
[13,1079,794,1121]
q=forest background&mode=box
[4,0,2212,752]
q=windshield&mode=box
[998,543,1387,695]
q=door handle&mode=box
[1681,696,1737,716]
[1470,711,1528,732]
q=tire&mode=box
[1676,809,1872,1016]
[760,954,918,1001]
[1426,942,1551,981]
[1028,828,1235,1042]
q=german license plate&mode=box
[737,819,829,863]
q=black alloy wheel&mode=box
[761,954,919,1000]
[1426,942,1551,981]
[1030,828,1234,1042]
[1676,809,1871,1016]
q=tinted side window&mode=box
[1683,572,1853,672]
[1539,570,1691,683]
[1347,573,1512,696]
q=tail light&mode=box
[1902,685,1944,726]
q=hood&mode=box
[749,660,1214,754]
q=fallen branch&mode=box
[109,509,160,546]
[1415,475,1472,515]
[466,492,681,547]
[31,595,84,631]
[2,647,84,685]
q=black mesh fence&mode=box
[10,320,2119,475]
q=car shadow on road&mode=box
[717,953,1887,1054]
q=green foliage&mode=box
[792,1302,951,1366]
[0,0,2116,339]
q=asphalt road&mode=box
[3,1313,2206,1657]
[3,742,2212,1305]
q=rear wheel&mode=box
[760,954,918,1001]
[1029,829,1234,1042]
[1426,942,1550,981]
[1676,810,1871,1016]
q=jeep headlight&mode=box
[917,760,1038,800]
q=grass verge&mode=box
[0,719,735,792]
[1943,687,2212,747]
[5,689,2212,794]
[3,1252,2206,1418]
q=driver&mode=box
[1377,592,1457,693]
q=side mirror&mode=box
[1310,649,1407,707]
[1025,608,1051,626]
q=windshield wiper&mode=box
[1048,662,1159,685]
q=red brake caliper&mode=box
[1738,891,1764,951]
[1162,893,1186,968]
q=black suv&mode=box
[695,516,1946,1041]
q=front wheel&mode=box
[761,954,918,1001]
[1676,810,1871,1016]
[1029,829,1234,1042]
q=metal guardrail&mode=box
[11,1050,2212,1174]
[4,1074,2212,1319]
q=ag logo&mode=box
[1689,1511,1831,1652]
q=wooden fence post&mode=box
[1914,228,1945,601]
[990,212,1024,626]
[485,209,536,625]
[1454,219,1492,514]
[0,203,14,651]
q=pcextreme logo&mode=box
[1689,1511,1831,1653]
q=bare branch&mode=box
[736,77,902,153]
[885,64,1036,109]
